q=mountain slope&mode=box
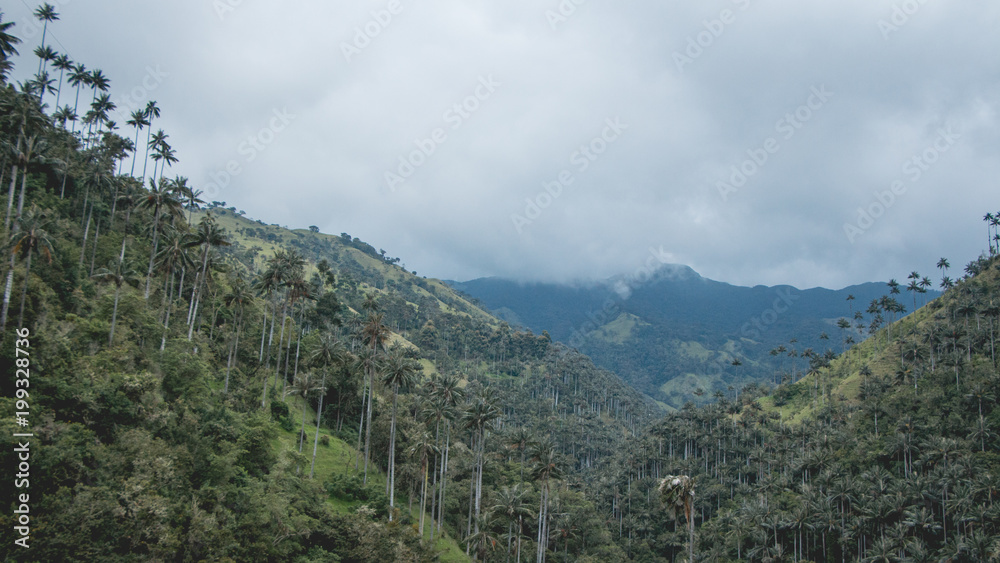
[450,267,940,408]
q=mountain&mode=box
[450,266,940,408]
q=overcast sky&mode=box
[7,1,999,289]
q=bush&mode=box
[269,400,295,431]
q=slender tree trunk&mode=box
[79,202,93,266]
[5,159,18,234]
[144,207,162,299]
[89,217,101,276]
[387,384,399,519]
[309,371,326,479]
[17,248,33,328]
[225,313,242,393]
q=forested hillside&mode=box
[0,11,657,561]
[583,253,1000,561]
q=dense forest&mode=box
[2,5,999,562]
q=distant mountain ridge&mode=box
[449,265,939,408]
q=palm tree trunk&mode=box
[109,282,122,346]
[309,371,326,479]
[5,159,18,234]
[17,247,33,328]
[144,207,161,299]
[363,363,374,485]
[298,391,309,452]
[387,384,399,519]
[439,422,451,533]
[79,202,93,266]
[419,456,428,536]
[225,312,242,393]
[89,217,101,276]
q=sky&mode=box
[6,1,1000,290]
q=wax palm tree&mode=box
[359,310,389,484]
[50,53,71,108]
[506,426,536,483]
[381,345,421,519]
[222,276,254,393]
[33,4,58,75]
[140,101,160,182]
[185,213,230,339]
[659,475,696,563]
[306,332,347,477]
[154,227,195,351]
[29,67,56,107]
[286,371,323,456]
[139,177,183,299]
[92,246,139,345]
[406,428,440,535]
[0,11,20,61]
[488,484,533,562]
[125,109,148,177]
[8,205,53,327]
[463,388,502,543]
[67,63,89,132]
[531,440,563,563]
[184,188,204,223]
[431,373,464,534]
[52,105,74,128]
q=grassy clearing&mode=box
[271,394,471,562]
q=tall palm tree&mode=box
[29,67,56,108]
[223,276,255,393]
[406,428,440,535]
[92,244,139,346]
[463,388,502,543]
[154,227,194,351]
[488,484,533,562]
[530,440,563,563]
[125,110,148,176]
[8,205,53,327]
[307,332,347,477]
[67,63,88,132]
[50,53,71,109]
[140,101,160,183]
[659,475,696,563]
[381,345,421,520]
[185,213,230,339]
[33,3,58,75]
[139,177,183,299]
[359,310,389,484]
[0,11,21,61]
[430,373,464,535]
[286,371,323,456]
